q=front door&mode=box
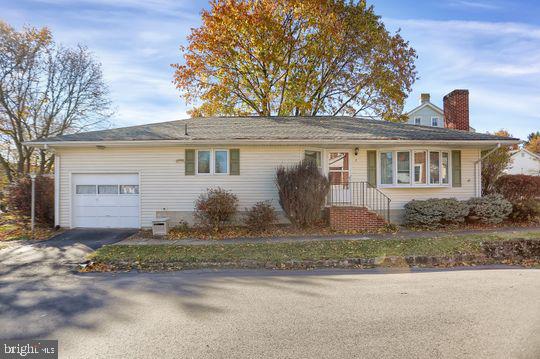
[328,152,351,204]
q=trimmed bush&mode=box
[5,175,55,226]
[467,194,512,224]
[276,160,330,228]
[404,198,470,228]
[244,201,278,233]
[495,175,540,221]
[194,187,238,231]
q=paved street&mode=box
[0,234,539,359]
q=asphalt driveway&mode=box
[0,229,135,277]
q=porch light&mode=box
[354,147,359,156]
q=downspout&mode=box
[473,143,501,197]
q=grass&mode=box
[90,230,540,270]
[0,213,56,241]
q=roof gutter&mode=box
[24,138,521,149]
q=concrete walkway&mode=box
[114,226,540,246]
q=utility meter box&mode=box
[152,217,170,236]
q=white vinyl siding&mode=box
[57,146,303,228]
[56,145,480,227]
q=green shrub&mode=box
[276,160,330,228]
[467,194,512,224]
[244,201,278,233]
[194,187,238,231]
[495,175,540,221]
[404,198,470,228]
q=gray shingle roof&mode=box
[33,116,518,143]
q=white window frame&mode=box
[431,117,439,127]
[196,149,230,176]
[304,148,323,171]
[214,149,230,175]
[377,149,451,188]
[414,117,421,125]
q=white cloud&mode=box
[445,0,502,10]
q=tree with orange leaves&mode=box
[173,0,417,120]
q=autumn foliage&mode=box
[5,175,55,226]
[173,0,417,120]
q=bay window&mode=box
[414,151,427,184]
[379,149,450,187]
[380,152,393,185]
[397,151,410,184]
[442,152,449,184]
[429,151,440,184]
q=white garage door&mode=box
[72,173,140,228]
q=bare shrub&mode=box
[244,201,278,233]
[194,187,238,231]
[276,160,330,228]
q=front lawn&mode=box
[89,230,540,271]
[0,213,56,241]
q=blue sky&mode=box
[1,0,539,139]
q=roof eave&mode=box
[24,138,521,149]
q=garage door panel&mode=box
[72,173,140,228]
[74,216,139,229]
[75,206,139,217]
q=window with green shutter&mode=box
[367,150,377,186]
[185,149,195,175]
[229,149,240,175]
[451,150,461,187]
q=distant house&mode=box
[505,148,540,176]
[407,90,475,132]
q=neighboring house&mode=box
[406,93,444,128]
[407,89,475,132]
[26,114,518,230]
[505,148,540,176]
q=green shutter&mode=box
[367,150,377,187]
[230,149,240,175]
[452,150,461,187]
[185,149,195,175]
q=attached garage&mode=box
[72,173,140,228]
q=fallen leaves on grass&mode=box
[0,213,56,241]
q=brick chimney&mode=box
[420,93,430,104]
[443,89,469,131]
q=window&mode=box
[76,185,96,195]
[328,152,349,184]
[429,152,440,184]
[431,117,439,127]
[304,150,322,167]
[379,150,451,187]
[414,117,421,125]
[214,150,228,174]
[197,150,211,174]
[414,151,427,184]
[98,185,119,195]
[380,152,393,185]
[120,185,139,194]
[397,151,410,184]
[442,152,449,184]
